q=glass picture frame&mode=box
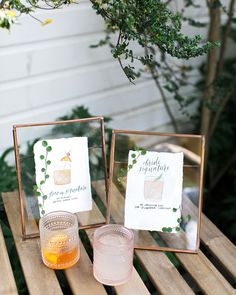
[13,117,108,239]
[106,130,205,253]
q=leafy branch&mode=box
[117,147,146,185]
[162,207,192,233]
[33,140,52,215]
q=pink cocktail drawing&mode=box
[144,175,163,202]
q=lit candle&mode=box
[39,211,79,269]
[93,224,134,285]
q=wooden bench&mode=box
[1,188,236,295]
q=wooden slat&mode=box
[0,226,18,295]
[175,251,235,295]
[92,181,195,295]
[65,244,107,295]
[183,195,236,280]
[2,192,108,295]
[94,181,236,295]
[2,192,63,295]
[201,216,236,280]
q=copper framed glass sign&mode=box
[107,130,205,253]
[13,117,108,239]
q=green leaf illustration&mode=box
[141,150,146,155]
[40,155,45,160]
[33,185,38,191]
[176,227,180,232]
[46,146,52,152]
[41,168,46,172]
[42,141,48,147]
[43,195,47,200]
[155,174,162,181]
[131,153,136,158]
[172,208,177,212]
[47,160,51,165]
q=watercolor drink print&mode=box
[33,137,92,216]
[125,150,184,232]
[54,152,72,185]
[144,174,163,202]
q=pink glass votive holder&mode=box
[93,224,134,286]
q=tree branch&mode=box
[145,46,179,132]
[201,0,221,144]
[216,0,235,75]
[0,0,6,8]
[210,147,236,190]
[209,84,235,137]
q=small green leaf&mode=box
[167,227,172,232]
[33,185,38,191]
[41,210,45,215]
[39,204,42,208]
[141,150,146,155]
[47,160,51,165]
[36,192,41,197]
[42,141,48,147]
[128,164,133,169]
[132,159,137,164]
[172,208,177,212]
[43,195,47,200]
[162,227,167,232]
[41,168,46,172]
[131,153,136,158]
[177,218,182,223]
[176,227,180,232]
[187,214,191,221]
[45,174,49,179]
[40,155,45,160]
[46,146,52,152]
[40,180,45,185]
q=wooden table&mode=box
[1,189,236,295]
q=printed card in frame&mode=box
[13,117,108,239]
[107,130,205,253]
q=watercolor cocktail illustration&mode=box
[54,152,72,185]
[144,174,163,202]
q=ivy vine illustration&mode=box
[33,140,52,215]
[161,207,192,233]
[117,146,146,185]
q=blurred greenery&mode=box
[201,56,236,243]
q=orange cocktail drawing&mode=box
[54,152,72,185]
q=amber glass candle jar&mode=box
[39,211,79,269]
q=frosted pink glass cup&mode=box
[93,224,134,286]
